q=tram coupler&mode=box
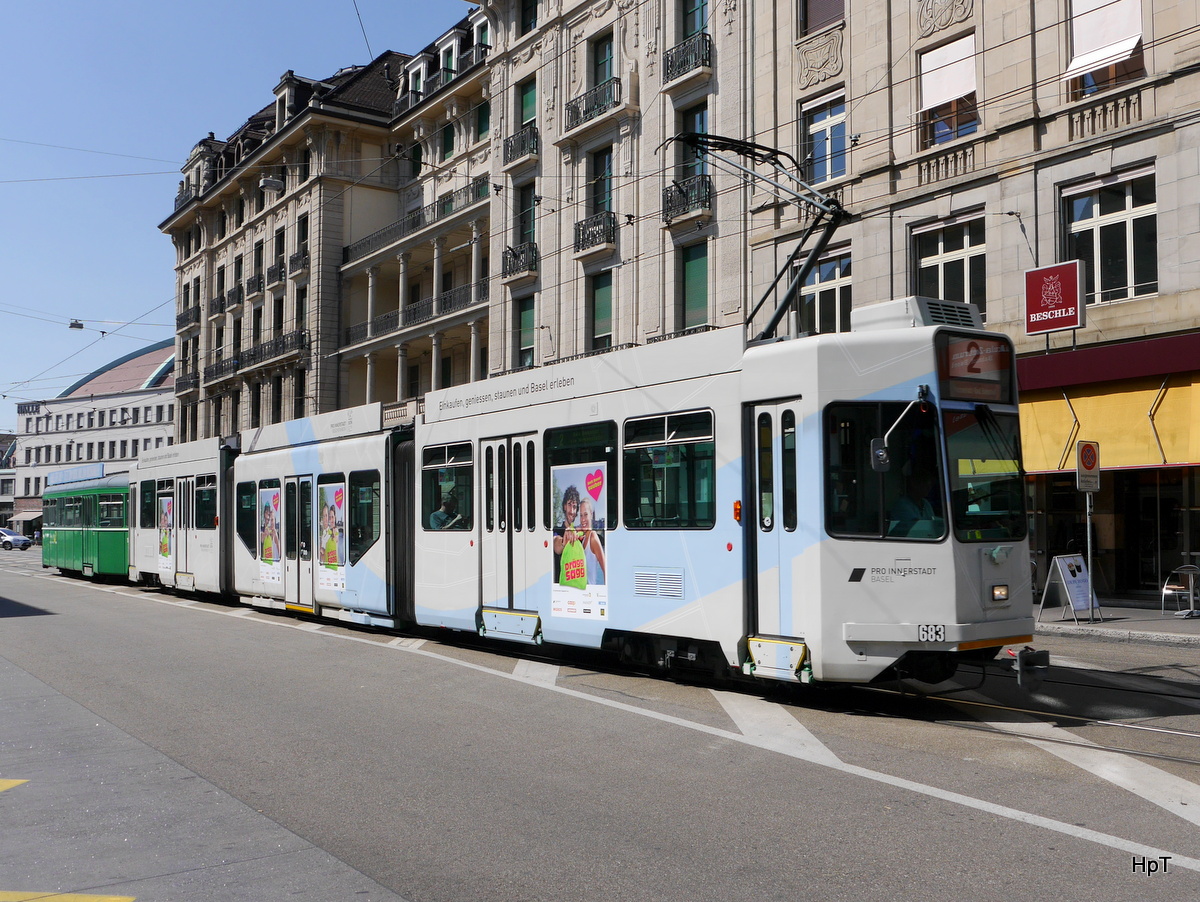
[1007,646,1049,691]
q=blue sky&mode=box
[0,0,471,432]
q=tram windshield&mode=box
[943,407,1026,543]
[825,402,947,541]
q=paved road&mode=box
[2,555,1200,901]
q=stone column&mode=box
[365,351,377,404]
[471,220,483,304]
[469,319,481,382]
[396,342,409,404]
[366,265,380,334]
[432,237,445,313]
[397,252,411,316]
[431,332,443,391]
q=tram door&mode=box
[481,435,539,611]
[284,476,314,612]
[749,400,803,637]
[176,477,193,578]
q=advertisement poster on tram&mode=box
[318,482,346,591]
[157,497,173,574]
[550,462,608,620]
[258,487,282,584]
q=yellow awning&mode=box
[1020,374,1200,472]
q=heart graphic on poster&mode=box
[585,470,604,500]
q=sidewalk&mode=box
[1035,601,1200,646]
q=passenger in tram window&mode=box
[261,503,280,563]
[578,498,606,585]
[430,493,462,529]
[889,466,935,536]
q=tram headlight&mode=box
[992,584,1010,602]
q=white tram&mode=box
[130,297,1033,684]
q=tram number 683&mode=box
[917,624,946,642]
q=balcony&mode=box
[573,211,618,258]
[174,184,196,210]
[208,295,226,318]
[240,330,309,368]
[424,66,456,95]
[343,178,489,266]
[502,243,539,283]
[204,356,240,382]
[662,174,714,225]
[565,78,622,134]
[391,46,490,118]
[503,124,539,168]
[176,306,202,330]
[226,284,244,308]
[177,372,200,393]
[342,280,490,348]
[289,250,310,275]
[663,33,713,90]
[267,262,286,285]
[245,274,265,296]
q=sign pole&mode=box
[1076,440,1101,623]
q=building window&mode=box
[800,0,843,35]
[441,122,455,161]
[800,248,853,333]
[520,0,537,35]
[801,93,846,184]
[680,102,708,180]
[1064,169,1157,304]
[516,183,537,245]
[683,0,708,38]
[476,100,491,140]
[518,77,537,127]
[919,34,978,147]
[516,297,536,368]
[1065,0,1144,99]
[590,271,613,350]
[678,241,709,330]
[591,147,613,214]
[915,219,986,319]
[593,33,614,85]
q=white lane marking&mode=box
[17,569,1200,873]
[711,689,841,766]
[388,637,426,649]
[513,659,560,687]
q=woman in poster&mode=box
[578,498,606,585]
[553,486,587,589]
[261,502,280,563]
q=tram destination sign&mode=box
[1025,260,1084,335]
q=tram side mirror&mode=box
[870,438,890,472]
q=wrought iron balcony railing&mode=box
[226,284,244,307]
[176,306,201,330]
[204,356,240,381]
[502,243,539,279]
[343,177,490,264]
[663,32,713,84]
[177,372,200,393]
[245,274,264,296]
[267,263,286,285]
[240,330,309,368]
[503,124,540,165]
[208,296,226,317]
[574,211,618,253]
[663,174,714,223]
[289,250,310,274]
[565,78,622,131]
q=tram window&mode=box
[498,444,507,529]
[545,421,619,528]
[758,413,774,531]
[527,441,536,528]
[195,474,218,530]
[285,481,298,560]
[623,411,715,529]
[299,480,313,561]
[99,494,125,528]
[236,481,258,555]
[43,498,55,528]
[824,403,945,541]
[782,410,797,531]
[513,446,523,531]
[140,479,156,528]
[422,443,473,530]
[348,469,381,563]
[485,446,495,532]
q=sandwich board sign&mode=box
[1037,554,1102,623]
